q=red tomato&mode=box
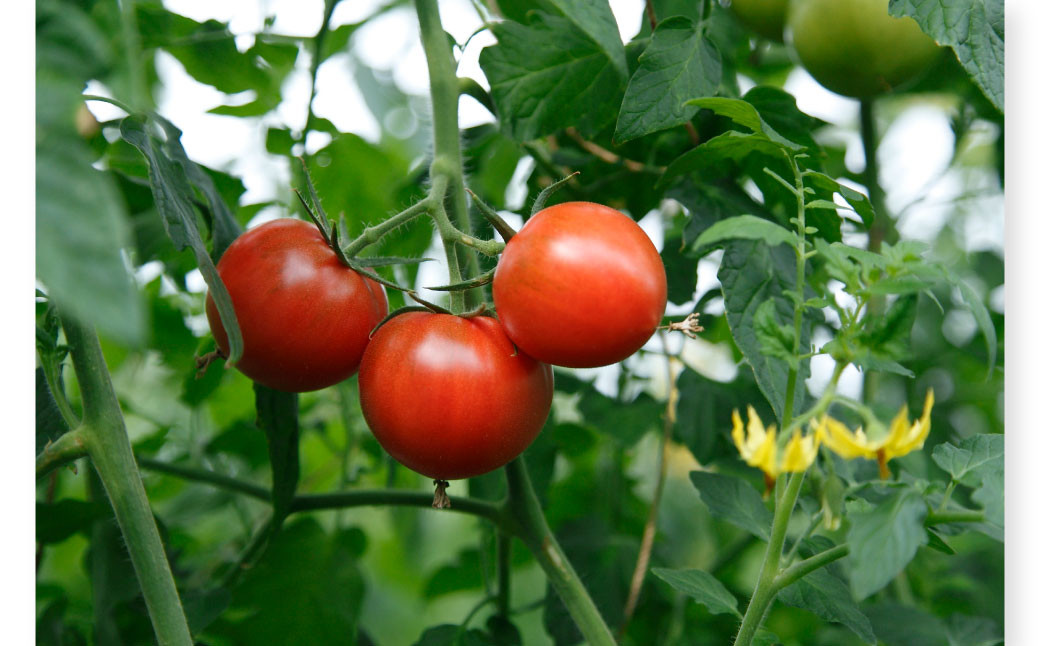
[205,218,388,392]
[492,202,667,368]
[358,312,553,480]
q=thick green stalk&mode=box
[496,530,512,618]
[118,0,148,110]
[60,313,192,646]
[505,458,616,646]
[414,0,481,309]
[733,470,806,646]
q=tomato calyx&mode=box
[467,189,517,242]
[432,480,451,509]
[428,268,496,293]
[663,312,704,339]
[194,348,227,378]
[530,171,580,216]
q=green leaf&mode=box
[181,587,232,635]
[925,527,956,554]
[479,14,624,141]
[888,0,1004,111]
[718,241,811,422]
[652,568,741,617]
[802,171,875,229]
[578,389,661,446]
[36,137,146,346]
[687,97,803,150]
[776,568,876,643]
[931,434,1003,484]
[546,0,628,76]
[36,368,70,455]
[970,469,1003,531]
[956,278,998,376]
[36,500,106,544]
[742,86,826,155]
[689,471,772,541]
[254,385,300,527]
[693,215,797,251]
[614,17,721,143]
[863,602,946,646]
[659,130,788,187]
[846,487,929,600]
[753,299,800,370]
[423,549,484,598]
[212,518,364,644]
[412,625,496,646]
[944,613,1002,646]
[119,114,244,362]
[752,630,782,646]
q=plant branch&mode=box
[292,489,505,524]
[36,427,88,480]
[564,128,664,174]
[342,197,433,256]
[60,312,193,646]
[619,332,680,638]
[415,0,481,308]
[136,457,270,501]
[505,458,617,645]
[496,530,512,618]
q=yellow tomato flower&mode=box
[732,406,819,488]
[780,428,820,473]
[814,389,935,478]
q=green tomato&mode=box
[788,0,941,98]
[730,0,789,42]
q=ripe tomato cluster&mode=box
[206,202,666,481]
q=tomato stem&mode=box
[58,311,194,646]
[415,0,482,310]
[505,457,617,645]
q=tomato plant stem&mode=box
[496,530,512,618]
[35,426,88,479]
[136,456,270,501]
[859,98,893,405]
[60,312,193,646]
[415,0,481,309]
[732,470,805,646]
[119,0,149,110]
[292,490,505,523]
[505,458,617,646]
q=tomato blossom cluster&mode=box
[731,390,935,484]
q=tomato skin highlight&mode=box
[205,218,388,392]
[492,202,667,368]
[358,312,554,480]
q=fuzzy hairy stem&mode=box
[60,312,193,646]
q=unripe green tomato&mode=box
[788,0,941,98]
[730,0,789,42]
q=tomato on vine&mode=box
[205,218,388,392]
[492,201,667,368]
[730,0,789,42]
[358,311,553,481]
[788,0,941,98]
